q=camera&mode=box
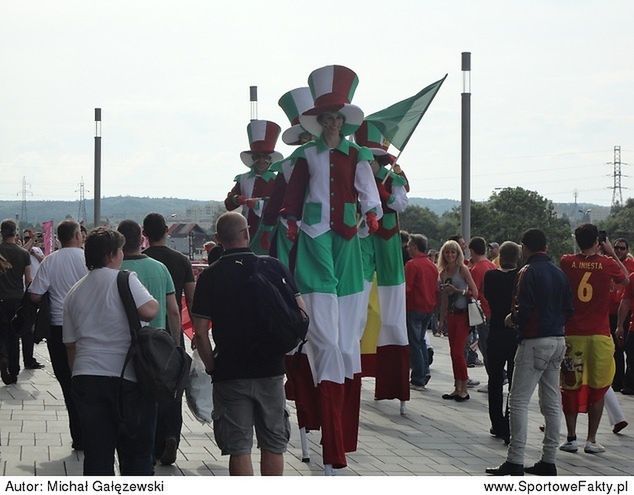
[598,230,607,243]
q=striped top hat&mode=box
[355,121,396,164]
[278,87,315,146]
[240,120,284,167]
[299,65,364,138]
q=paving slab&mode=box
[1,339,633,476]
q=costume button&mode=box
[330,163,334,167]
[330,177,334,182]
[330,221,334,225]
[331,207,335,211]
[330,192,334,196]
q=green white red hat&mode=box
[278,87,314,146]
[299,65,364,138]
[355,121,396,164]
[240,120,284,167]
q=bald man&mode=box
[191,212,300,475]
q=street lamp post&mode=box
[94,108,102,227]
[461,52,471,243]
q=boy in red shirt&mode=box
[468,237,497,371]
[405,234,439,389]
[559,224,628,454]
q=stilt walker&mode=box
[258,88,315,266]
[281,65,382,474]
[224,120,282,254]
[257,87,320,462]
[355,121,411,408]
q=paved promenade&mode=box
[1,336,632,476]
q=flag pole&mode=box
[381,149,404,184]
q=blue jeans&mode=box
[406,311,433,386]
[72,375,157,475]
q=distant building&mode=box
[167,223,208,259]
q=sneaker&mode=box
[0,355,12,385]
[410,382,426,391]
[160,437,178,465]
[24,360,45,370]
[524,461,557,476]
[466,378,480,388]
[485,461,523,476]
[584,441,605,454]
[559,440,578,453]
[613,421,628,434]
[477,384,488,393]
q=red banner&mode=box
[42,220,54,256]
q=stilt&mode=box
[300,427,310,462]
[324,464,336,476]
[400,400,406,416]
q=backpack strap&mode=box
[117,271,141,383]
[117,270,142,337]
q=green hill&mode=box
[0,196,612,229]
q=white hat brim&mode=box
[368,147,388,156]
[282,125,309,146]
[240,150,284,167]
[299,104,364,138]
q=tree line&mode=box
[399,186,630,262]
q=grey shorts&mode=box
[212,375,290,456]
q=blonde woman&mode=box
[438,240,478,401]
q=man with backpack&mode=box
[192,212,302,476]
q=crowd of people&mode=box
[1,63,633,478]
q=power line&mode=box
[76,177,88,224]
[608,145,628,209]
[17,176,32,227]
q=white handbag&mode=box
[468,298,486,327]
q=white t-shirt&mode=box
[63,267,155,381]
[29,247,88,326]
[29,247,44,276]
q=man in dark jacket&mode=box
[487,228,573,476]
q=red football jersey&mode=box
[561,254,626,336]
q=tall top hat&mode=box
[278,87,315,145]
[355,121,391,155]
[299,65,364,138]
[355,121,396,165]
[239,120,284,167]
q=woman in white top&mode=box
[63,228,158,475]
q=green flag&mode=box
[365,74,447,152]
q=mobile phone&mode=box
[598,230,607,243]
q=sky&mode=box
[1,0,633,207]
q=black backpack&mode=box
[117,271,191,401]
[247,256,308,356]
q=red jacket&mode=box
[405,253,439,313]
